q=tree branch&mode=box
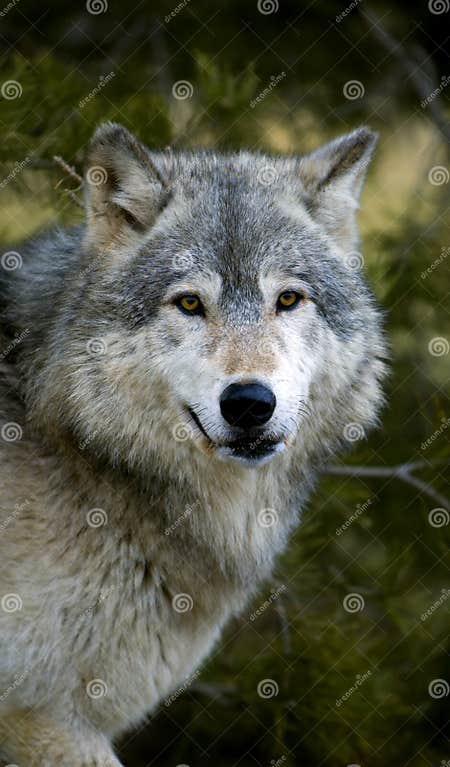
[53,155,83,186]
[324,462,449,509]
[190,681,237,702]
[52,155,84,208]
[361,7,450,145]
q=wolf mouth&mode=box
[187,407,285,463]
[217,439,286,465]
[187,407,212,442]
[222,435,281,454]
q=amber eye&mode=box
[277,290,303,312]
[175,294,204,316]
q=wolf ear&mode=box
[84,122,169,250]
[298,127,377,252]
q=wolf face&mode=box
[0,126,387,766]
[25,124,385,475]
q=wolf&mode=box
[0,123,386,766]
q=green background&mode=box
[0,1,449,764]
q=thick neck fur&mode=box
[0,233,381,598]
[0,225,316,596]
[52,433,305,588]
[0,370,306,593]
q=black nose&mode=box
[220,383,276,429]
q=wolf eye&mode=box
[277,290,303,311]
[175,294,204,316]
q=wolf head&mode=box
[26,123,386,474]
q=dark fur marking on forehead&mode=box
[106,237,214,329]
[219,281,263,324]
[94,164,376,340]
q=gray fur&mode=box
[0,123,386,766]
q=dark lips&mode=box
[187,407,211,441]
[187,406,284,462]
[224,437,280,458]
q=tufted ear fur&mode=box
[298,127,377,252]
[84,122,170,250]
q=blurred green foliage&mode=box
[0,1,449,765]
